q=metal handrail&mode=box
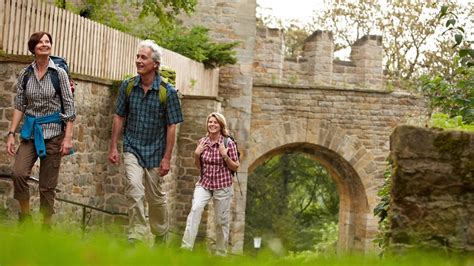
[0,174,216,244]
[0,174,127,234]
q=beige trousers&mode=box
[124,152,168,240]
[181,184,233,256]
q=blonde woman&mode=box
[181,112,240,256]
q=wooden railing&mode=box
[0,0,219,96]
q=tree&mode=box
[420,6,474,124]
[307,0,473,83]
[57,0,196,28]
[245,152,339,254]
[59,1,237,68]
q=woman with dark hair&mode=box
[5,31,76,228]
[181,112,240,256]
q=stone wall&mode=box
[389,126,474,252]
[254,27,383,91]
[0,57,128,229]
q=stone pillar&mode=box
[180,0,256,253]
[253,26,284,84]
[350,35,383,90]
[303,30,334,86]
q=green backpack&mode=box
[124,67,176,106]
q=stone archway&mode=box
[246,119,379,251]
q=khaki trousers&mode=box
[12,134,63,217]
[124,152,169,240]
[181,184,233,256]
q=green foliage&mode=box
[62,2,237,68]
[140,0,196,29]
[245,152,339,254]
[420,67,474,123]
[428,113,474,132]
[420,6,474,124]
[70,0,196,29]
[373,160,393,253]
[151,26,238,68]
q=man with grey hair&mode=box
[108,39,183,245]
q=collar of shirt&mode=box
[32,57,58,72]
[202,135,224,147]
[132,73,162,91]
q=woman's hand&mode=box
[60,136,73,156]
[219,141,229,157]
[194,140,208,157]
[6,135,16,156]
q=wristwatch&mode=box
[7,131,15,137]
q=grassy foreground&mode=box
[0,224,472,266]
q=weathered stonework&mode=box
[254,27,384,91]
[389,126,474,252]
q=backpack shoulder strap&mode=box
[125,76,137,97]
[126,76,167,106]
[224,136,230,148]
[49,68,64,113]
[22,65,34,90]
[21,66,34,108]
[159,80,168,106]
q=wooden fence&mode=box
[0,0,219,96]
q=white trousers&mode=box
[181,184,233,255]
[124,152,169,240]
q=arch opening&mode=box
[245,142,370,253]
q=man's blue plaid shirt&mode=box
[116,74,183,168]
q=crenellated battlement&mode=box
[253,26,384,91]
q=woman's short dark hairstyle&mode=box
[28,32,52,54]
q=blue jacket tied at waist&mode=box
[20,112,62,158]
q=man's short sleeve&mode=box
[115,80,128,117]
[166,85,184,125]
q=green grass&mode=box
[0,223,472,266]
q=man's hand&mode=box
[158,157,170,176]
[108,147,121,165]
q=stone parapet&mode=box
[253,27,384,91]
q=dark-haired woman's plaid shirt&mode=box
[198,135,239,190]
[115,74,183,168]
[14,59,76,139]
